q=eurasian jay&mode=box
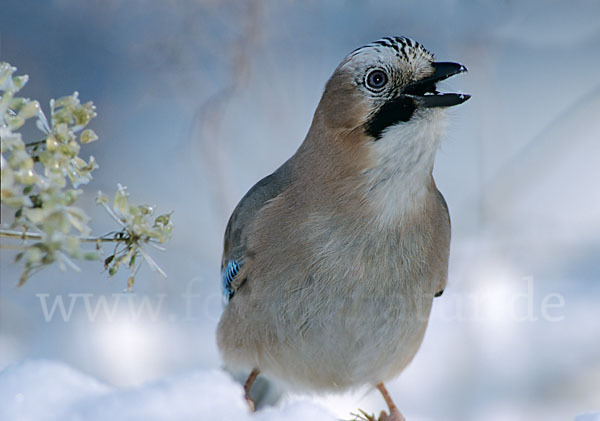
[217,36,470,421]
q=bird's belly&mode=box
[218,229,439,392]
[250,271,434,391]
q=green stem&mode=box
[0,228,120,243]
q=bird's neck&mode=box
[293,109,447,228]
[360,109,448,227]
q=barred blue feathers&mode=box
[222,260,241,302]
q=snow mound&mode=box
[0,360,335,421]
[0,360,110,421]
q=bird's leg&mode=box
[243,368,260,412]
[376,383,406,421]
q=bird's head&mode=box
[316,36,470,139]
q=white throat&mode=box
[362,109,448,227]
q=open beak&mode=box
[403,62,471,108]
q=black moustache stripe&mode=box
[364,96,416,140]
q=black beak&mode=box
[403,62,471,108]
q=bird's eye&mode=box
[365,69,388,91]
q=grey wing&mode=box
[221,159,293,301]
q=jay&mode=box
[217,36,470,421]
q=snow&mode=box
[0,360,110,421]
[0,360,336,421]
[1,1,600,420]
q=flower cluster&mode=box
[97,185,173,289]
[0,62,172,286]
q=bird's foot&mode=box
[375,383,406,421]
[243,368,260,412]
[245,396,255,412]
[378,408,406,421]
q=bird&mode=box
[216,36,470,421]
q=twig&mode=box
[0,228,123,243]
[24,138,47,148]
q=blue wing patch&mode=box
[222,260,241,302]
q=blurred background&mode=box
[1,1,599,420]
